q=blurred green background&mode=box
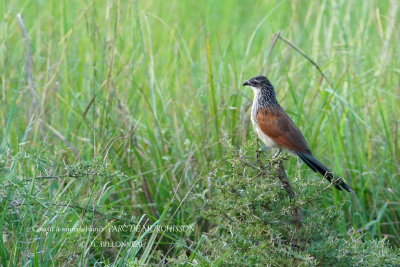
[0,0,399,264]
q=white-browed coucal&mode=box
[243,75,351,192]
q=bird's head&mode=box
[243,75,278,105]
[243,75,273,91]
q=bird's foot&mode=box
[272,148,282,160]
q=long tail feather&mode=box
[297,152,351,192]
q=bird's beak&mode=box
[243,80,251,86]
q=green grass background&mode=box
[0,0,399,264]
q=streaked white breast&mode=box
[250,87,280,149]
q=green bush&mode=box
[197,140,400,266]
[2,142,399,265]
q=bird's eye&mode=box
[251,80,257,86]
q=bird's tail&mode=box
[296,152,351,192]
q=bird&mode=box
[243,75,351,192]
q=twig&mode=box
[24,175,69,182]
[276,160,302,263]
[277,160,296,199]
[24,172,106,182]
[1,173,116,188]
[238,156,272,176]
[261,31,281,74]
[16,14,38,104]
[293,184,333,209]
[277,35,334,88]
[276,159,302,228]
[8,201,139,225]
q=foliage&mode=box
[197,140,400,266]
[0,0,399,264]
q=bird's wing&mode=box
[257,107,311,154]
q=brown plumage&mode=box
[257,107,311,154]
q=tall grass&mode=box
[0,0,399,264]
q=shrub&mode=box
[196,140,400,266]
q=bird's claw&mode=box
[258,146,269,153]
[272,148,282,159]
